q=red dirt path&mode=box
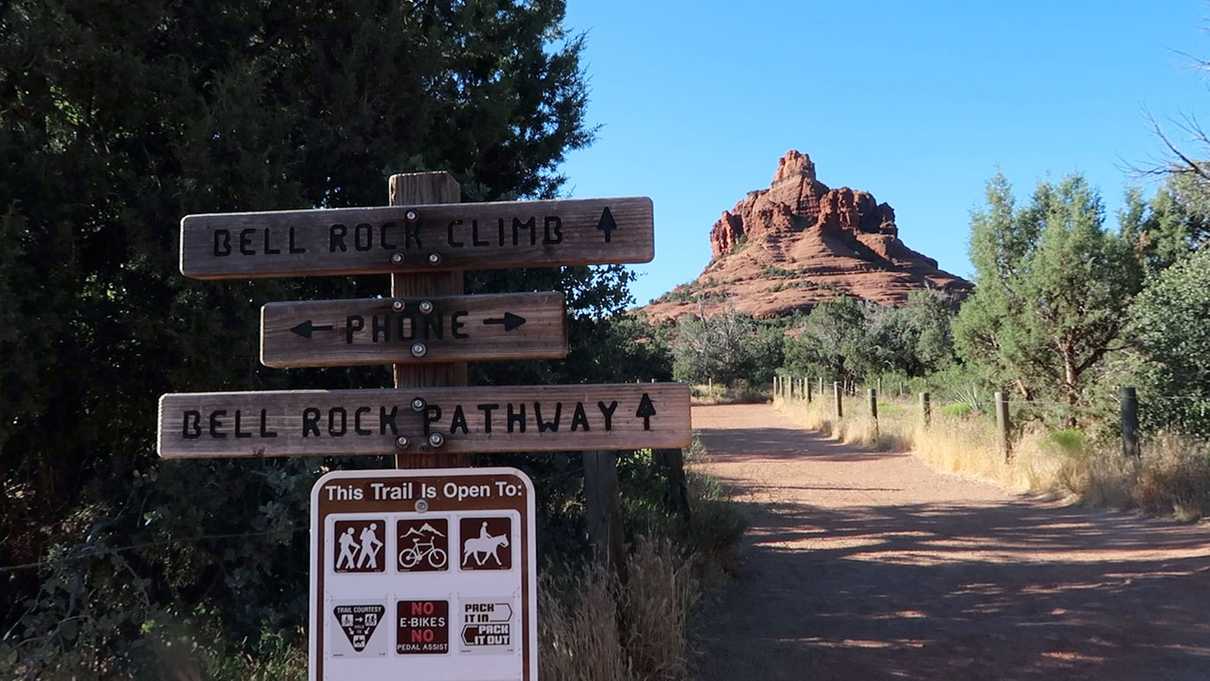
[690,403,1210,681]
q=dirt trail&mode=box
[691,403,1210,681]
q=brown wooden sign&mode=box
[261,292,566,368]
[179,197,654,280]
[157,383,691,459]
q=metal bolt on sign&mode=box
[410,342,427,358]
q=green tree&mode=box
[0,2,625,676]
[1124,248,1210,437]
[954,174,1142,422]
[1120,176,1210,278]
[782,296,870,384]
[671,311,781,387]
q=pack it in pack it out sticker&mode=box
[333,519,386,573]
[396,518,449,572]
[459,599,515,653]
[458,517,512,571]
[396,600,450,655]
[329,601,388,657]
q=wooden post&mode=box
[920,391,931,428]
[817,376,824,400]
[995,391,1011,460]
[833,381,843,419]
[805,377,813,403]
[868,388,879,440]
[389,172,470,469]
[655,448,690,523]
[1121,386,1141,459]
[584,451,627,580]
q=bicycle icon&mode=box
[399,537,448,570]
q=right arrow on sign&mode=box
[482,312,527,332]
[596,206,618,243]
[636,392,657,431]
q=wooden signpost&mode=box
[158,169,688,681]
[179,197,654,279]
[158,383,690,459]
[261,292,567,367]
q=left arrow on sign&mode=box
[290,320,334,339]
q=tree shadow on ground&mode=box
[690,416,1210,681]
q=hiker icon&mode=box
[461,520,510,568]
[333,520,386,572]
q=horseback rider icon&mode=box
[461,518,510,569]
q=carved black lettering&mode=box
[234,409,252,438]
[239,228,255,256]
[597,400,619,431]
[329,224,348,252]
[472,219,488,247]
[534,402,562,432]
[288,226,306,254]
[404,221,421,248]
[182,410,202,439]
[209,410,227,438]
[328,407,347,436]
[450,405,469,434]
[354,223,373,251]
[214,229,232,256]
[570,402,590,432]
[263,228,281,255]
[379,221,398,250]
[543,216,563,244]
[513,217,536,246]
[372,314,389,343]
[379,406,399,435]
[345,315,364,344]
[425,313,443,340]
[477,403,499,434]
[507,403,527,433]
[259,409,278,438]
[498,218,505,245]
[451,312,468,339]
[303,408,321,437]
[423,405,442,437]
[448,219,464,247]
[353,407,371,435]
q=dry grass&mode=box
[774,393,1210,519]
[539,537,698,681]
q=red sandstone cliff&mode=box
[643,150,971,320]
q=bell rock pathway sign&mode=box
[261,291,567,368]
[157,383,692,459]
[180,196,654,279]
[310,467,537,681]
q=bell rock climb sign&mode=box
[311,467,538,681]
[179,197,654,279]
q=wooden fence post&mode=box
[1121,386,1141,459]
[584,451,627,580]
[389,171,470,469]
[833,381,843,419]
[806,377,813,403]
[920,391,931,428]
[817,376,824,400]
[994,391,1011,460]
[655,448,691,523]
[868,388,879,440]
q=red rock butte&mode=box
[643,150,972,321]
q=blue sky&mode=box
[558,1,1205,306]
